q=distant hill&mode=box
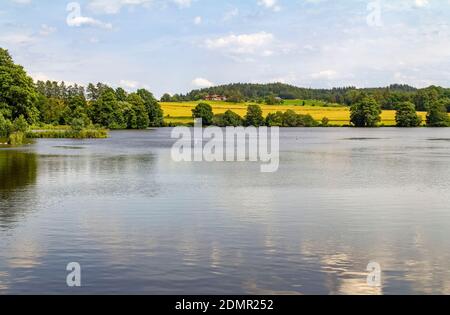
[180,82,418,104]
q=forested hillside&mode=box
[164,83,450,112]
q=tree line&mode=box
[192,103,321,128]
[349,94,449,127]
[191,96,449,128]
[163,83,450,112]
[1,47,164,144]
[35,81,164,129]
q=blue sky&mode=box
[1,0,449,97]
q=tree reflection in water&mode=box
[0,151,37,226]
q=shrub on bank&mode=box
[8,131,25,145]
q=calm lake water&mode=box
[1,128,450,295]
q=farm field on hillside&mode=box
[161,101,428,126]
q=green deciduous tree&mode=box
[381,91,411,110]
[212,114,225,127]
[0,113,12,137]
[64,94,90,126]
[192,103,214,125]
[115,87,128,102]
[160,93,172,102]
[282,110,317,127]
[282,110,299,127]
[86,83,110,101]
[137,89,164,127]
[245,105,265,127]
[226,90,244,103]
[0,48,39,124]
[395,102,422,127]
[70,117,86,132]
[108,101,127,129]
[440,98,450,113]
[36,94,68,125]
[266,111,284,127]
[414,87,439,112]
[70,106,92,129]
[212,110,243,127]
[118,101,135,129]
[297,114,317,127]
[265,94,283,105]
[350,97,382,127]
[222,110,243,126]
[127,93,149,129]
[426,100,450,127]
[11,115,29,133]
[92,88,118,127]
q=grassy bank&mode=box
[27,128,108,139]
[30,124,72,131]
[0,132,32,146]
[160,100,430,126]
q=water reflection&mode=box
[0,151,38,227]
[1,129,450,294]
[37,154,159,199]
[0,151,37,191]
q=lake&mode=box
[1,128,450,294]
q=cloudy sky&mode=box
[1,0,449,96]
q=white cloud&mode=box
[0,33,35,46]
[67,2,112,29]
[258,0,281,12]
[311,70,338,80]
[415,0,429,7]
[67,16,112,29]
[384,0,432,11]
[268,73,297,84]
[172,0,192,8]
[192,77,214,88]
[88,0,152,14]
[87,0,192,14]
[29,72,76,85]
[205,32,274,56]
[12,0,32,4]
[194,16,202,25]
[30,72,51,82]
[393,71,433,87]
[223,8,239,21]
[39,24,56,36]
[120,79,140,89]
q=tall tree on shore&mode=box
[192,103,214,125]
[266,111,284,127]
[115,87,128,102]
[414,87,440,112]
[350,97,382,127]
[245,105,265,127]
[137,89,164,127]
[426,100,450,127]
[395,102,422,127]
[86,83,110,101]
[0,48,39,124]
[92,88,118,127]
[127,93,149,129]
[222,110,243,127]
[0,113,11,137]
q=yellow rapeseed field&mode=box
[161,101,428,126]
